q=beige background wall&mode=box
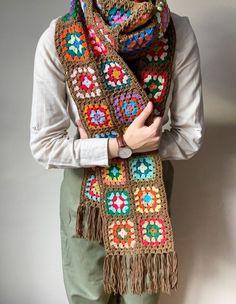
[0,1,235,303]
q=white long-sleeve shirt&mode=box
[29,11,205,169]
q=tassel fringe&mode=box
[73,204,178,295]
[73,204,103,243]
[103,251,178,295]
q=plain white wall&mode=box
[0,1,235,303]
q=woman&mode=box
[30,0,205,303]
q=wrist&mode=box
[123,132,132,150]
[116,132,133,158]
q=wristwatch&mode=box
[116,133,133,159]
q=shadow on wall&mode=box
[160,123,236,304]
[195,7,236,106]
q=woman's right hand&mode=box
[123,101,163,154]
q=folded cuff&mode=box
[78,138,109,168]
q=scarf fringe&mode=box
[74,204,103,243]
[103,251,178,295]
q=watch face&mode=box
[119,147,132,159]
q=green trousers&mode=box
[59,159,174,304]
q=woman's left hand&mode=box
[76,119,88,139]
[76,119,96,171]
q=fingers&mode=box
[76,119,89,139]
[134,101,153,126]
[149,115,163,132]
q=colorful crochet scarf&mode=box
[55,0,178,295]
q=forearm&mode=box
[30,129,112,169]
[158,126,204,160]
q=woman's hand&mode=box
[123,101,163,153]
[76,119,88,139]
[76,100,163,164]
[76,119,96,171]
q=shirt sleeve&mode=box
[158,16,205,160]
[29,17,110,169]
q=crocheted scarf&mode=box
[55,0,178,295]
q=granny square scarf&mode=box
[55,0,178,295]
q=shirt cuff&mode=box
[78,138,109,168]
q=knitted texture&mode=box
[55,0,178,295]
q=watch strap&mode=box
[122,133,129,147]
[116,133,126,148]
